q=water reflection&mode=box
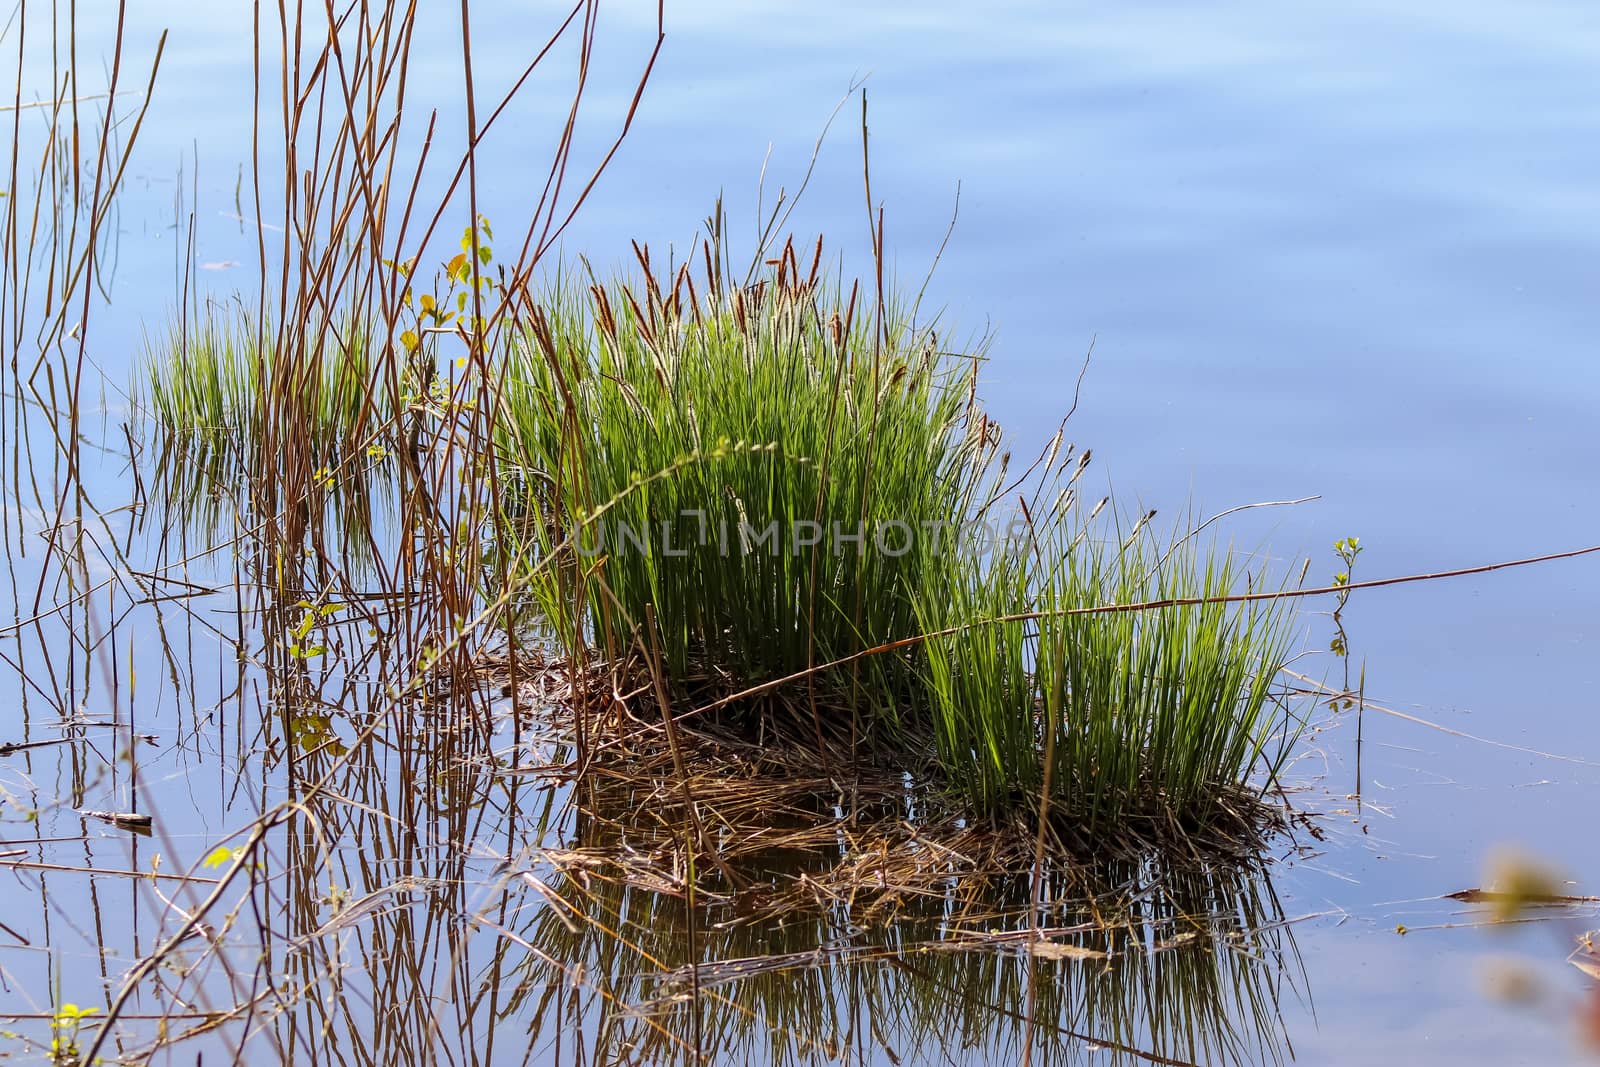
[225,773,1305,1064]
[141,418,397,577]
[0,520,1304,1064]
[115,585,1306,1065]
[500,817,1304,1066]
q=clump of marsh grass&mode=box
[920,508,1300,834]
[494,231,1306,835]
[139,306,389,464]
[137,304,405,559]
[499,240,986,743]
[137,221,1305,842]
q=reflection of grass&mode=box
[510,840,1302,1067]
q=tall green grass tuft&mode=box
[137,305,399,556]
[139,307,386,462]
[920,509,1299,831]
[498,259,985,739]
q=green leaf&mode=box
[202,845,237,869]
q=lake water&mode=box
[3,1,1598,1063]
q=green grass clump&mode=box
[139,313,260,442]
[499,268,985,737]
[137,242,1306,837]
[920,512,1298,831]
[139,308,385,462]
[497,249,1304,830]
[137,306,401,556]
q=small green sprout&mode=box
[50,1001,98,1064]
